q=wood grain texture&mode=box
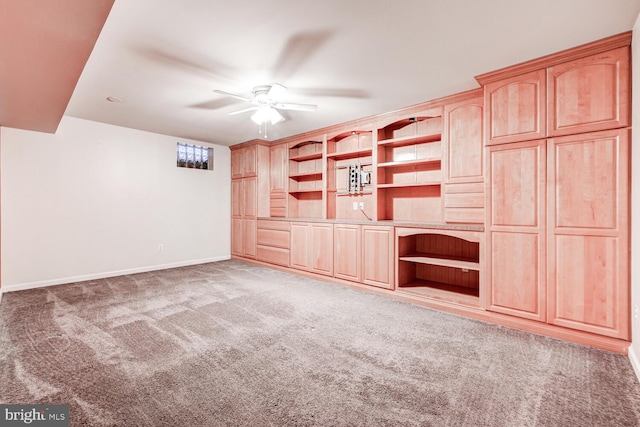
[290,223,310,271]
[548,46,629,137]
[485,70,546,145]
[310,223,333,276]
[362,226,394,289]
[487,140,546,321]
[334,224,362,282]
[444,96,484,183]
[547,129,629,339]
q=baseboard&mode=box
[629,344,640,382]
[0,287,3,305]
[1,256,231,293]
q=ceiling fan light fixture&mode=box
[251,106,284,125]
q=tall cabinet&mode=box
[479,34,631,340]
[230,141,270,259]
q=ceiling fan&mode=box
[213,83,318,125]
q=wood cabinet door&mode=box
[362,226,394,289]
[231,218,243,256]
[231,148,244,179]
[547,47,629,137]
[290,223,310,271]
[242,219,256,258]
[547,129,629,339]
[310,223,333,276]
[243,144,257,177]
[487,140,546,321]
[444,96,484,183]
[231,179,243,218]
[242,177,257,219]
[270,144,287,193]
[334,224,361,282]
[485,69,546,145]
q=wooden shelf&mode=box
[377,157,441,168]
[397,280,480,303]
[399,252,480,270]
[378,132,441,148]
[289,171,322,180]
[289,189,323,195]
[289,152,322,162]
[326,148,372,160]
[334,189,373,196]
[377,181,441,189]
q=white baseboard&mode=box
[0,287,3,304]
[1,256,231,293]
[629,344,640,382]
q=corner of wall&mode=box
[630,12,640,382]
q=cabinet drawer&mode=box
[257,228,290,249]
[256,219,290,231]
[444,207,484,224]
[257,245,290,267]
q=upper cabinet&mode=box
[484,69,546,145]
[547,47,630,137]
[231,144,258,178]
[443,92,485,224]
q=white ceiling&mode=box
[64,0,640,147]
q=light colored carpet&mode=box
[1,260,640,426]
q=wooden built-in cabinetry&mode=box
[230,32,632,353]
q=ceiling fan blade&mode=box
[271,31,333,82]
[267,83,287,100]
[227,106,259,115]
[213,89,252,103]
[274,103,318,112]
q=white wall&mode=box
[1,116,230,290]
[630,14,640,375]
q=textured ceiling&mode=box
[8,1,640,146]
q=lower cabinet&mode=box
[334,224,362,282]
[231,218,256,259]
[332,224,395,289]
[256,220,290,267]
[362,226,394,289]
[290,222,333,276]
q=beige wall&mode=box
[1,116,230,290]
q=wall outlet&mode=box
[359,202,364,210]
[352,202,358,210]
[158,244,164,252]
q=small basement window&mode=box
[177,143,214,170]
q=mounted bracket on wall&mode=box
[343,162,371,194]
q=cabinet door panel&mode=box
[310,224,333,276]
[243,144,257,177]
[489,140,545,228]
[362,226,394,289]
[231,218,243,256]
[444,97,484,183]
[290,223,310,271]
[547,129,629,339]
[334,224,361,282]
[550,235,624,337]
[242,178,257,219]
[551,132,619,230]
[270,144,287,192]
[243,219,256,258]
[231,179,243,218]
[485,69,546,145]
[489,231,545,321]
[548,47,629,136]
[231,148,244,178]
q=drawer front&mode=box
[257,228,290,249]
[256,219,290,231]
[444,207,484,224]
[270,207,286,218]
[256,245,290,267]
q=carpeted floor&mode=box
[1,260,640,426]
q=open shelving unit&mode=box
[396,228,481,306]
[288,139,324,218]
[376,111,444,222]
[326,130,374,220]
